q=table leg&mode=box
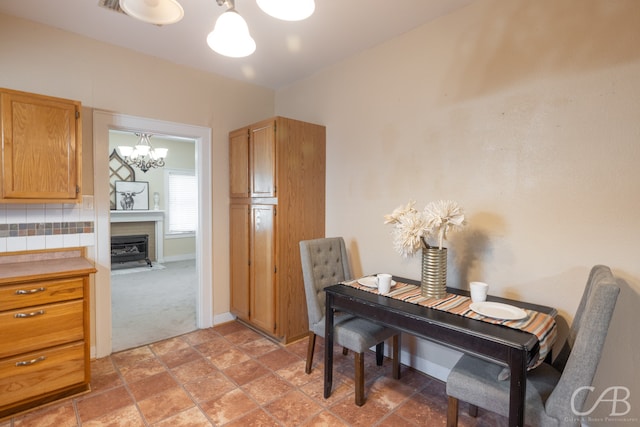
[324,293,335,399]
[508,349,527,427]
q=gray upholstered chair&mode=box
[299,237,401,406]
[446,265,620,427]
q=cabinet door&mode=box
[1,90,80,200]
[230,204,250,320]
[250,120,276,198]
[229,128,249,198]
[250,204,276,333]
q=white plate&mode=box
[357,276,397,289]
[469,302,528,320]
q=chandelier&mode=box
[118,0,316,58]
[117,133,168,173]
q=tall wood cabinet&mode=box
[229,117,325,343]
[0,88,82,203]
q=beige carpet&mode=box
[111,262,166,275]
[111,259,197,352]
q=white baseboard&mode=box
[163,253,196,262]
[381,334,463,382]
[399,348,455,382]
[213,312,235,325]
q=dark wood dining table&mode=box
[323,276,557,427]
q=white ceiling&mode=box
[0,0,473,90]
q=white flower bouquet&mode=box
[384,199,466,257]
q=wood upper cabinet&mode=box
[229,128,250,198]
[229,117,325,343]
[250,120,276,198]
[229,119,276,199]
[0,88,82,203]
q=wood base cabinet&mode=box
[230,117,325,344]
[0,249,96,419]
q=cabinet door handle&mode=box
[16,356,46,367]
[14,310,45,318]
[15,287,46,295]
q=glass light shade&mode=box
[135,144,151,156]
[117,146,134,157]
[152,148,168,159]
[256,0,315,21]
[119,0,184,25]
[207,10,256,58]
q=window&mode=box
[166,170,197,236]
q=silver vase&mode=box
[421,247,447,299]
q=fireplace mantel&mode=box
[110,210,164,263]
[110,210,164,223]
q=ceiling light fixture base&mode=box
[119,0,184,25]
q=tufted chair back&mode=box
[299,237,352,330]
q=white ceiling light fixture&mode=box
[118,0,184,25]
[207,0,256,58]
[256,0,315,21]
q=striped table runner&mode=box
[342,279,557,369]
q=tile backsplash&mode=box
[0,203,95,252]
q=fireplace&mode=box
[110,210,165,264]
[111,234,152,267]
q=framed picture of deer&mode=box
[115,181,149,210]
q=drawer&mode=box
[0,300,84,359]
[0,277,84,311]
[0,342,85,408]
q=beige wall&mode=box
[276,0,639,422]
[0,12,274,337]
[2,0,639,421]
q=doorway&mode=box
[108,130,198,351]
[93,111,213,358]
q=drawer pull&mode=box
[14,310,46,318]
[15,287,46,295]
[16,356,47,367]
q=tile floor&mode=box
[1,321,507,426]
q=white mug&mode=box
[377,273,392,295]
[470,281,489,302]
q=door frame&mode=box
[93,111,213,358]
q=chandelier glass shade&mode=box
[118,133,168,173]
[256,0,315,21]
[207,9,256,58]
